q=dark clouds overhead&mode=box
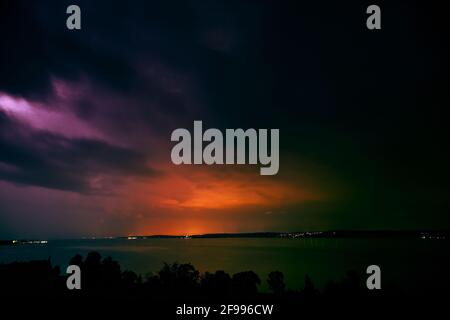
[0,110,155,193]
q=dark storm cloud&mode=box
[0,0,228,197]
[0,0,263,103]
[0,0,221,195]
[0,0,141,99]
[0,111,155,193]
[0,0,210,95]
[0,0,246,139]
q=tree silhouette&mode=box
[158,262,200,295]
[232,271,261,296]
[267,271,285,294]
[201,270,232,297]
[302,274,318,297]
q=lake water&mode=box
[1,238,448,292]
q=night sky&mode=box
[1,0,449,238]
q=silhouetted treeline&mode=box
[0,251,419,300]
[2,252,448,319]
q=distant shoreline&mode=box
[1,230,448,245]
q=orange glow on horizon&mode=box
[103,163,325,235]
[125,164,321,210]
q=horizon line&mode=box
[2,229,449,242]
